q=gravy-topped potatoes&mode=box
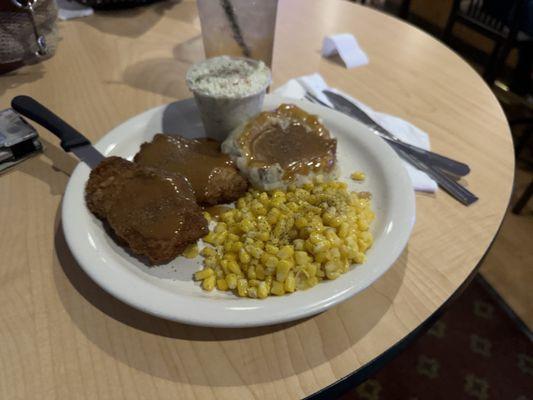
[222,104,338,190]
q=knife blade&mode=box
[319,90,478,205]
[11,96,105,169]
[322,90,471,177]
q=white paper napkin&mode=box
[274,73,438,193]
[321,33,369,69]
[57,0,94,20]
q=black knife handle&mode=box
[11,95,90,152]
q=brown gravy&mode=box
[107,170,197,241]
[238,104,336,179]
[134,134,233,201]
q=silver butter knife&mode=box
[320,90,478,205]
[322,90,470,177]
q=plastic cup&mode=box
[196,0,278,67]
[186,56,271,142]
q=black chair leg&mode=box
[442,17,455,43]
[515,128,532,158]
[484,42,504,84]
[398,0,411,20]
[442,0,461,43]
[512,179,533,214]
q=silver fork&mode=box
[304,92,479,206]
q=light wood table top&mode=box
[0,0,514,398]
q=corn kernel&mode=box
[351,171,366,181]
[309,232,324,244]
[325,261,339,274]
[202,276,216,291]
[247,265,257,280]
[201,247,217,258]
[216,278,229,291]
[294,251,309,265]
[225,273,238,289]
[307,276,319,287]
[240,219,254,232]
[237,198,247,209]
[178,239,195,257]
[246,245,264,259]
[261,253,279,268]
[222,253,237,261]
[326,270,341,280]
[277,245,294,260]
[258,231,270,241]
[215,222,227,233]
[203,231,217,244]
[338,222,349,238]
[255,265,265,280]
[231,242,243,252]
[284,271,296,293]
[295,216,308,229]
[293,239,305,251]
[271,281,285,296]
[313,240,330,254]
[307,263,318,277]
[224,241,233,252]
[237,279,248,297]
[265,244,279,255]
[257,282,269,298]
[194,268,214,281]
[227,260,241,275]
[239,248,251,264]
[213,231,228,245]
[276,259,292,282]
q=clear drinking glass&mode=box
[196,0,278,67]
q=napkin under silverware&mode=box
[273,73,438,193]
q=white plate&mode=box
[62,95,415,328]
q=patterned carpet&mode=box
[340,276,533,400]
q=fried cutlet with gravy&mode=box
[134,134,248,206]
[85,156,208,265]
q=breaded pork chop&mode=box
[134,134,248,206]
[85,157,208,265]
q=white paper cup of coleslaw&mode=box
[186,56,271,142]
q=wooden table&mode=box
[0,0,514,398]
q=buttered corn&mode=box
[194,180,374,298]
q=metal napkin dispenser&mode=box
[0,108,42,172]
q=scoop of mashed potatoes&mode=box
[222,104,339,191]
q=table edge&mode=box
[305,204,510,400]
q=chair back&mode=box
[458,0,528,35]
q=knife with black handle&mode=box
[11,95,105,169]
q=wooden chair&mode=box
[442,0,531,84]
[350,0,412,20]
[513,178,533,214]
